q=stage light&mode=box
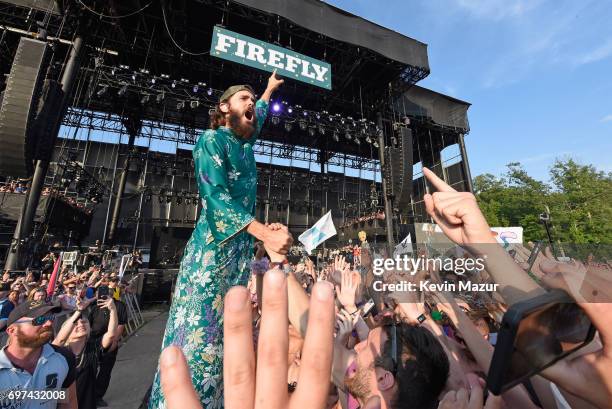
[140,94,150,105]
[207,88,213,96]
[332,131,339,142]
[131,74,136,82]
[181,78,189,83]
[118,84,128,97]
[96,85,108,97]
[272,103,281,112]
[161,73,170,79]
[120,64,130,70]
[271,116,280,125]
[373,141,379,148]
[354,137,361,145]
[316,113,321,120]
[177,100,185,110]
[303,111,308,117]
[345,132,352,141]
[288,107,293,114]
[156,92,165,103]
[190,100,199,109]
[171,81,176,88]
[151,77,156,84]
[284,121,293,132]
[198,82,206,86]
[308,127,316,137]
[193,85,199,93]
[299,119,308,131]
[318,124,325,135]
[365,136,372,144]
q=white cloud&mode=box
[601,114,612,123]
[575,39,612,65]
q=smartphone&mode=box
[361,299,377,318]
[487,289,595,395]
[97,285,110,299]
[526,242,542,273]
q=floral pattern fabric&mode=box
[148,99,268,409]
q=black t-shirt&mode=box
[88,300,128,338]
[73,337,107,409]
[50,344,77,388]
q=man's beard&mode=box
[15,326,53,348]
[228,107,257,139]
[344,364,373,402]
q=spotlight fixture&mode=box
[373,141,379,148]
[190,100,199,109]
[117,84,128,97]
[308,127,316,137]
[96,85,108,97]
[171,81,176,88]
[272,103,281,113]
[284,121,293,132]
[207,88,213,96]
[299,119,308,131]
[176,100,185,110]
[151,77,156,84]
[193,85,199,93]
[288,107,293,114]
[354,137,361,145]
[365,136,372,144]
[271,116,280,125]
[156,92,165,104]
[318,124,325,135]
[161,73,170,79]
[140,94,150,105]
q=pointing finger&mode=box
[423,167,456,193]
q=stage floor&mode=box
[105,307,169,408]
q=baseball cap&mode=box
[7,300,61,326]
[219,85,255,103]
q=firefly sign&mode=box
[210,26,332,90]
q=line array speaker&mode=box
[0,37,50,178]
[388,127,414,213]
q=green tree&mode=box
[474,159,611,244]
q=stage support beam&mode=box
[5,35,85,270]
[458,133,474,193]
[106,118,141,245]
[377,112,395,247]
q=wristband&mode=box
[416,314,427,325]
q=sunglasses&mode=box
[15,313,56,326]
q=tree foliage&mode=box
[474,159,612,244]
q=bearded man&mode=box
[149,70,293,408]
[0,300,78,409]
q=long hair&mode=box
[210,105,226,130]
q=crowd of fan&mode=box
[0,182,93,214]
[0,253,130,408]
[156,168,612,409]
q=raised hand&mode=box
[438,374,502,409]
[335,309,357,345]
[422,168,495,247]
[336,268,358,311]
[267,69,285,92]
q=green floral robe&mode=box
[149,100,268,409]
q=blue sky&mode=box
[325,0,612,181]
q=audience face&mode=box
[8,317,54,348]
[347,326,394,404]
[33,291,46,302]
[68,318,91,343]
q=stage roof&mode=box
[395,85,471,133]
